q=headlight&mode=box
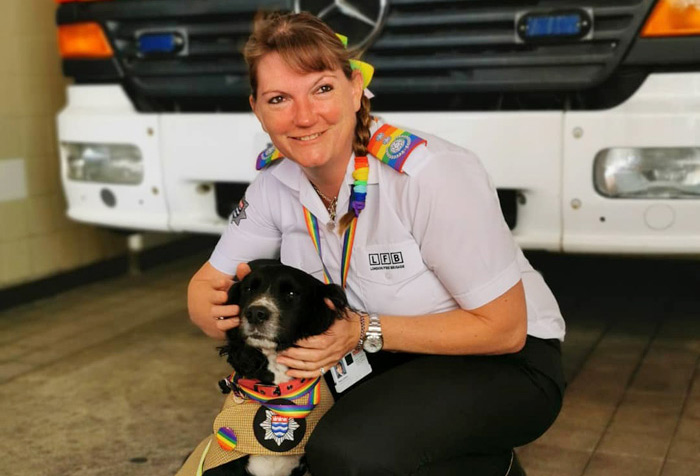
[594,147,700,199]
[63,142,143,185]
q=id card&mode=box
[330,349,372,393]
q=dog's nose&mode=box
[245,306,269,324]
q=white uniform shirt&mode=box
[210,128,565,341]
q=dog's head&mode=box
[226,260,348,352]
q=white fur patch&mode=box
[261,348,291,384]
[246,336,277,351]
[247,455,303,476]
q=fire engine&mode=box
[55,0,700,254]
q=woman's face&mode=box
[250,52,364,173]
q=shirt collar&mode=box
[270,144,381,193]
[268,154,300,190]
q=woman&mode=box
[188,11,565,476]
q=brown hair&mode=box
[244,12,373,231]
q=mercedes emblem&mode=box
[294,0,388,51]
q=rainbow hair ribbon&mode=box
[335,33,375,92]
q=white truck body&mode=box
[57,72,700,254]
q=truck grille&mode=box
[58,0,657,112]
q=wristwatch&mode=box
[363,313,383,353]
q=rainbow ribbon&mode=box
[303,209,334,285]
[303,156,367,289]
[340,217,358,288]
[335,33,375,89]
[229,372,323,420]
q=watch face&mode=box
[364,335,383,353]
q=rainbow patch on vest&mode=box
[368,124,426,172]
[255,145,283,170]
[216,427,238,451]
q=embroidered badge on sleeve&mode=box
[368,124,426,173]
[255,145,284,170]
[230,197,249,226]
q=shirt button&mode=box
[385,271,392,280]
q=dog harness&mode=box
[256,123,426,289]
[177,373,334,474]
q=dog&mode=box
[202,260,348,476]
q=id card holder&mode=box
[330,349,372,393]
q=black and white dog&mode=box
[205,260,347,476]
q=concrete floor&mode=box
[1,251,698,476]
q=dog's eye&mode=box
[284,290,297,302]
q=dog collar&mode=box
[221,372,323,420]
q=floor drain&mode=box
[129,457,148,464]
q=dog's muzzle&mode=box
[240,295,280,346]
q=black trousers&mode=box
[306,336,565,476]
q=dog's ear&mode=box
[248,259,280,270]
[293,284,348,340]
[322,284,349,314]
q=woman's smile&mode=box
[291,130,326,142]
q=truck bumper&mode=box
[562,73,700,255]
[56,72,700,254]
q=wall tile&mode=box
[28,233,62,278]
[15,35,62,78]
[19,116,54,159]
[0,1,21,37]
[15,0,56,37]
[79,227,106,266]
[0,74,20,116]
[26,195,59,235]
[56,229,84,272]
[16,75,58,117]
[0,200,29,241]
[0,120,22,159]
[50,77,69,113]
[0,239,32,285]
[0,35,19,75]
[25,156,59,197]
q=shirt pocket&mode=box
[354,240,437,315]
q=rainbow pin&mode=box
[216,427,238,451]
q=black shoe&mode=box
[506,451,527,476]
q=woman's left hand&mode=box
[277,301,361,379]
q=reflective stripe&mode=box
[196,440,212,476]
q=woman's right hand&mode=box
[187,262,251,340]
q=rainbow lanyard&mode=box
[303,156,368,289]
[227,371,322,419]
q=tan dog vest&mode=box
[177,377,334,475]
